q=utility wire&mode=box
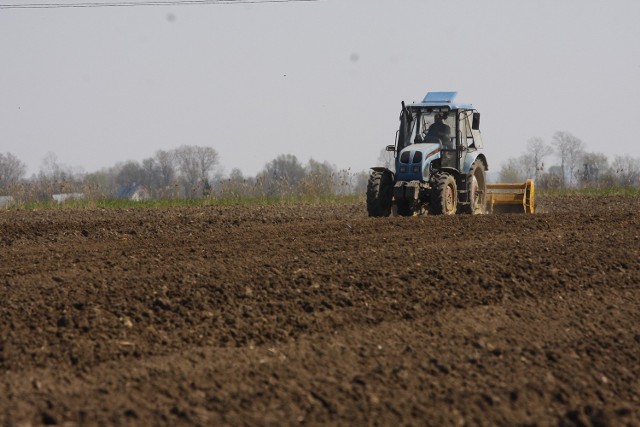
[0,0,318,9]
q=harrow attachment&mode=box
[486,179,535,214]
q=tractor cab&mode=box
[391,92,483,181]
[412,110,456,148]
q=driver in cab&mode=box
[425,113,451,146]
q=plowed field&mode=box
[1,196,639,426]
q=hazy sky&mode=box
[2,0,640,178]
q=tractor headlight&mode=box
[399,166,408,173]
[411,166,420,173]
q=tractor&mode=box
[367,91,534,217]
[367,91,487,216]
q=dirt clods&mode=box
[1,195,639,425]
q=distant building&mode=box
[0,195,15,209]
[52,193,85,203]
[116,183,151,201]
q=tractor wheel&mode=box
[460,159,487,214]
[429,172,457,215]
[366,169,393,217]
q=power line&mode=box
[0,0,318,9]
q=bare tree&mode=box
[174,145,219,197]
[0,152,27,190]
[498,157,524,183]
[538,166,563,190]
[116,161,146,187]
[525,137,553,182]
[84,169,117,199]
[140,156,169,196]
[141,158,156,188]
[229,168,244,182]
[518,153,536,181]
[552,131,585,187]
[37,152,85,196]
[147,150,177,198]
[39,152,65,181]
[302,159,338,197]
[352,170,370,195]
[218,168,257,199]
[611,155,640,187]
[154,149,176,189]
[579,152,609,186]
[257,154,306,196]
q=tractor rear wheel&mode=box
[460,159,487,214]
[366,169,393,217]
[429,172,457,215]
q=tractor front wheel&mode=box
[460,159,487,214]
[429,172,457,215]
[366,169,394,217]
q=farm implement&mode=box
[487,179,535,214]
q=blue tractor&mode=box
[367,91,488,216]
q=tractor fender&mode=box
[462,152,488,174]
[434,167,462,179]
[370,166,395,177]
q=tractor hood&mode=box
[400,142,441,158]
[396,142,441,180]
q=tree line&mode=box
[0,146,368,204]
[2,132,639,205]
[498,131,640,189]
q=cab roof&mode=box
[408,91,474,110]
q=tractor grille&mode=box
[400,151,423,164]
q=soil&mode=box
[1,195,639,426]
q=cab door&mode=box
[439,111,459,170]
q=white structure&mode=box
[0,196,15,209]
[52,193,85,203]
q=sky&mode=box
[2,0,640,179]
